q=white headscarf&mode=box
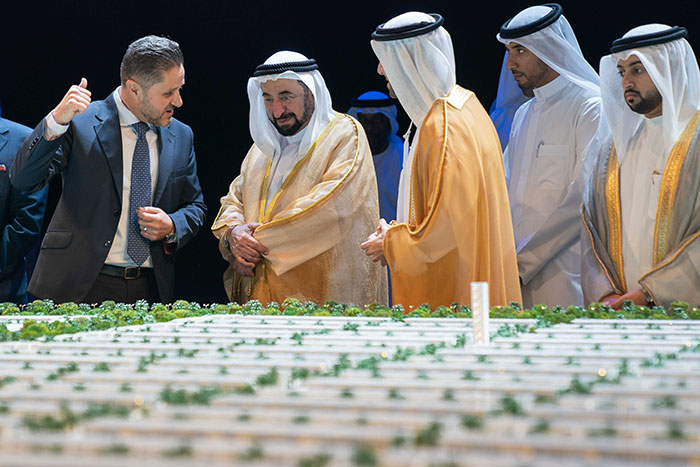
[247,51,336,160]
[489,52,532,150]
[370,12,456,126]
[495,4,600,108]
[599,24,700,159]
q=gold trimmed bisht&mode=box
[383,86,522,308]
[581,109,700,307]
[212,114,387,306]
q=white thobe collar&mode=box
[532,75,569,103]
[645,114,663,130]
[620,114,663,164]
[278,126,306,155]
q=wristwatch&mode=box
[642,288,655,307]
[164,229,177,244]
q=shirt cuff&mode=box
[44,112,70,140]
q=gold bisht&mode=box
[383,86,522,309]
[212,114,387,306]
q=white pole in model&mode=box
[471,282,490,346]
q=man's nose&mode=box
[272,100,286,118]
[172,90,183,108]
[506,54,517,71]
[621,73,633,89]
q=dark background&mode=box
[1,0,698,304]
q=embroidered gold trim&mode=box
[605,147,627,292]
[259,114,341,224]
[641,230,700,283]
[653,109,700,265]
[256,113,358,231]
[210,204,228,232]
[258,159,272,223]
[407,89,461,233]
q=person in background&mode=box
[0,104,48,303]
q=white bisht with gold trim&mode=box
[213,113,387,305]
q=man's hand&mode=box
[601,289,647,310]
[227,223,269,277]
[52,78,92,125]
[360,218,390,266]
[138,207,174,241]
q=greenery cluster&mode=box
[0,298,697,343]
[22,402,131,432]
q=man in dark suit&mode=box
[11,35,206,304]
[0,116,48,303]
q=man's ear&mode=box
[125,79,143,97]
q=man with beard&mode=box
[582,24,700,309]
[361,12,521,308]
[212,51,387,305]
[495,4,602,308]
[11,35,206,304]
[347,91,403,223]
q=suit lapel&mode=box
[93,97,124,200]
[154,125,174,206]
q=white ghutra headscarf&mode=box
[599,24,700,159]
[247,51,336,161]
[370,12,456,222]
[494,4,600,110]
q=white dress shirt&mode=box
[45,87,159,267]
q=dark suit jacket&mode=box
[0,118,48,303]
[11,95,207,303]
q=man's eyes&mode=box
[263,95,295,103]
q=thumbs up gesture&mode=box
[51,78,92,125]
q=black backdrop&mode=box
[1,0,698,304]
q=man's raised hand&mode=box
[52,78,92,125]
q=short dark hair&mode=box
[120,35,184,88]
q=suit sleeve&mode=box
[166,127,207,252]
[0,185,48,272]
[10,119,70,193]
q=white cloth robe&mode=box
[620,116,665,288]
[504,75,601,307]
